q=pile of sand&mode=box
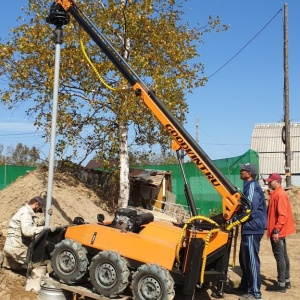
[0,166,178,237]
[0,166,113,236]
[286,187,300,230]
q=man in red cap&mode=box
[265,173,295,293]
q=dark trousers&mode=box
[239,234,263,298]
[270,237,290,285]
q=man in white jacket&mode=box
[3,196,50,269]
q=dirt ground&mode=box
[0,167,299,300]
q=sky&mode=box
[0,0,300,164]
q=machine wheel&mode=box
[131,263,175,300]
[89,251,130,297]
[51,239,88,284]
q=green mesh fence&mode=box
[0,165,37,190]
[134,149,259,216]
[1,150,259,216]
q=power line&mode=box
[208,8,282,79]
[0,132,42,137]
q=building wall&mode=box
[251,122,300,186]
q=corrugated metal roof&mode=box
[251,123,300,174]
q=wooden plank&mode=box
[40,277,108,300]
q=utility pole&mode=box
[196,116,199,144]
[283,3,291,187]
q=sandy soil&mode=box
[0,167,299,300]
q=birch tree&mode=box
[0,0,228,207]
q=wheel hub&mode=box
[96,263,117,287]
[58,250,76,273]
[139,276,161,300]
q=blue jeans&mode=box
[239,234,263,299]
[270,237,290,284]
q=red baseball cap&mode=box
[265,173,282,182]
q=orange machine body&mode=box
[65,221,229,271]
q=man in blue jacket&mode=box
[237,163,267,300]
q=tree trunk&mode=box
[118,31,131,208]
[118,121,130,208]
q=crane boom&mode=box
[52,0,251,221]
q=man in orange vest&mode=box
[265,173,295,293]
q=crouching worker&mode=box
[2,196,54,270]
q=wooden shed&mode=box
[128,168,173,210]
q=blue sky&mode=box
[183,0,300,160]
[1,0,299,164]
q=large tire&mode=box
[51,239,88,284]
[131,263,175,300]
[89,251,130,297]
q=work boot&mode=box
[285,281,291,289]
[233,285,247,295]
[0,253,22,270]
[266,283,286,293]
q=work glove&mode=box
[37,217,45,226]
[44,226,57,232]
[47,208,53,216]
[33,215,45,226]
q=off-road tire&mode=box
[89,251,130,297]
[131,263,175,300]
[51,239,88,284]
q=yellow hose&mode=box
[200,228,220,284]
[175,210,251,284]
[175,215,219,264]
[80,39,116,91]
[225,209,251,231]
